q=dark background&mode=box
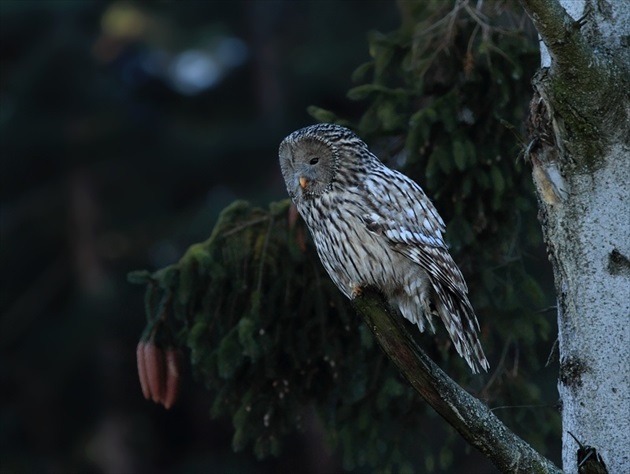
[0,2,559,474]
[0,2,401,473]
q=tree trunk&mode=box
[520,0,630,472]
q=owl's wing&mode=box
[362,166,487,372]
[361,168,469,298]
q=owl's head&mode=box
[278,124,369,200]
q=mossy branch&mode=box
[353,288,562,474]
[519,0,629,165]
[519,0,593,76]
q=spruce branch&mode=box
[353,288,562,474]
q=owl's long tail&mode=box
[395,288,489,374]
[434,289,490,374]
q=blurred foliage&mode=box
[1,1,404,473]
[131,199,447,472]
[131,0,561,471]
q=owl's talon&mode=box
[351,286,363,298]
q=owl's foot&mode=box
[351,285,363,298]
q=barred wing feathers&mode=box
[361,166,488,372]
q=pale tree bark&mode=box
[519,0,630,472]
[349,3,627,472]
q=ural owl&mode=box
[279,124,489,373]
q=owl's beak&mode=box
[299,176,308,189]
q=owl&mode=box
[278,123,489,373]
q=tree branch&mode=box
[519,0,593,77]
[353,288,562,474]
[518,0,630,167]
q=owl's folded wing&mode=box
[361,169,469,297]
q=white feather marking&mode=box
[386,229,400,240]
[413,295,422,314]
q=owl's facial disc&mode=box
[279,137,336,200]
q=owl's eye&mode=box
[309,157,319,165]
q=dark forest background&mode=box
[0,2,559,473]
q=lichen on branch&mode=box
[520,0,630,165]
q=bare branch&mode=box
[519,0,594,76]
[519,0,629,167]
[353,288,562,474]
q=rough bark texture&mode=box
[353,289,562,474]
[552,144,630,474]
[520,0,630,472]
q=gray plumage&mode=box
[278,123,489,373]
